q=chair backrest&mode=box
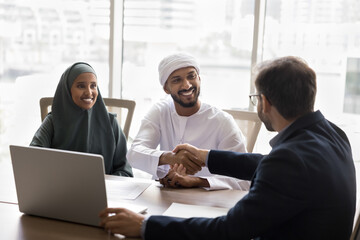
[223,109,262,153]
[351,200,360,240]
[39,97,136,140]
[351,214,360,240]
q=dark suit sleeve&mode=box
[207,150,263,180]
[145,149,309,240]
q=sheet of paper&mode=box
[107,201,148,214]
[105,179,151,200]
[162,202,229,218]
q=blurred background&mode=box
[0,0,360,163]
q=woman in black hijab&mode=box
[31,62,133,177]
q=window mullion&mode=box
[109,0,125,98]
[249,0,267,110]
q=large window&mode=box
[1,0,359,162]
[263,0,360,160]
[344,58,360,114]
[0,0,110,161]
[121,0,255,138]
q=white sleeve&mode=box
[200,111,250,190]
[202,175,251,191]
[218,113,247,153]
[193,165,250,191]
[127,108,164,178]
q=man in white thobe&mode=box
[127,53,249,190]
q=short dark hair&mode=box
[254,56,317,119]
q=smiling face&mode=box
[70,72,98,110]
[163,67,201,112]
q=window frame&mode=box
[109,0,267,109]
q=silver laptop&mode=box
[9,145,147,227]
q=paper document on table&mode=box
[106,179,151,200]
[163,203,229,218]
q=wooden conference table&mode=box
[0,161,248,240]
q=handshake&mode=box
[158,144,210,188]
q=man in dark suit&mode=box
[99,56,356,240]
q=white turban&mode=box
[158,53,200,86]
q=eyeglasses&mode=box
[249,94,260,106]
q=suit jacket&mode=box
[145,111,356,240]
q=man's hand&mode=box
[159,149,204,175]
[99,208,144,238]
[159,164,209,188]
[173,144,209,166]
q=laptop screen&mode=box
[10,145,107,227]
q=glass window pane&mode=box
[0,0,110,161]
[263,0,360,160]
[122,0,255,138]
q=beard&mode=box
[171,87,200,108]
[258,103,275,132]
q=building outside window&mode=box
[0,0,359,163]
[263,0,360,159]
[121,0,254,139]
[0,0,110,161]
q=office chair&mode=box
[351,200,360,240]
[223,109,262,153]
[39,97,136,140]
